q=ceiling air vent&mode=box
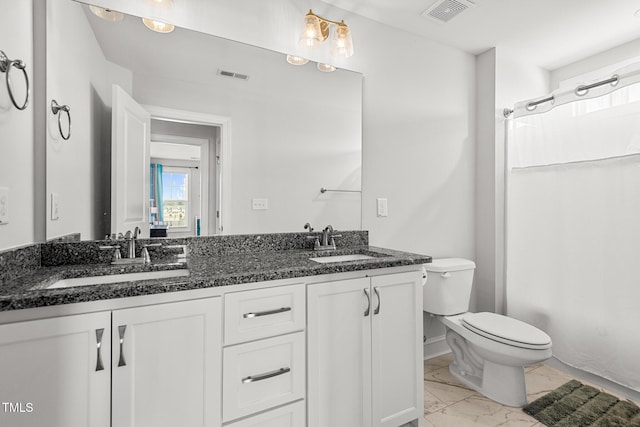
[216,69,250,81]
[421,0,475,23]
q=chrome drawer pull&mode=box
[95,328,104,372]
[374,287,381,315]
[242,367,291,384]
[242,307,291,319]
[364,288,371,317]
[117,325,127,367]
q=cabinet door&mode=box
[307,277,372,427]
[0,312,111,427]
[371,271,423,427]
[112,298,222,427]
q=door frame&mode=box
[142,105,231,235]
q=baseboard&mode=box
[546,356,640,404]
[423,334,450,360]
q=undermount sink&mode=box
[47,269,190,289]
[309,254,377,263]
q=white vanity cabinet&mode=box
[0,312,112,427]
[307,271,424,427]
[111,297,222,427]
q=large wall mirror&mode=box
[45,0,362,241]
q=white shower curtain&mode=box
[506,64,640,391]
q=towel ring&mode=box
[0,50,30,111]
[51,99,71,140]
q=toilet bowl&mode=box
[423,259,552,407]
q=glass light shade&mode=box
[142,17,175,33]
[331,24,354,58]
[89,5,124,22]
[299,14,323,48]
[317,63,336,73]
[286,55,309,66]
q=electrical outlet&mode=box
[252,198,268,210]
[51,193,60,221]
[376,198,388,217]
[0,187,8,225]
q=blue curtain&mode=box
[150,163,164,222]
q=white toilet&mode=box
[423,258,552,407]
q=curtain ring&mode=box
[0,50,30,111]
[51,99,72,140]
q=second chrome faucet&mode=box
[305,224,342,251]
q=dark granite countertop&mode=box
[0,245,431,312]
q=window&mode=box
[162,168,190,229]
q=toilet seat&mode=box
[462,312,552,350]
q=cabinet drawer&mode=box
[225,400,305,427]
[223,332,305,422]
[224,283,305,345]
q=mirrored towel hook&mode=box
[51,99,72,140]
[0,49,30,110]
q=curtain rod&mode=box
[503,74,620,118]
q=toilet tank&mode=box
[423,258,476,315]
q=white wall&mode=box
[550,38,640,90]
[0,1,35,250]
[474,48,550,316]
[45,0,133,241]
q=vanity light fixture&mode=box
[286,55,309,65]
[89,5,124,22]
[317,63,336,73]
[299,9,354,58]
[142,17,175,33]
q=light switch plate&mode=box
[376,198,388,217]
[51,193,60,220]
[252,198,268,210]
[0,187,8,225]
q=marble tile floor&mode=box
[422,353,636,427]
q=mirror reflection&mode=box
[45,0,363,241]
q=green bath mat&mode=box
[523,380,640,426]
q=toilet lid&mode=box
[462,312,552,350]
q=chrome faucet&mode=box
[120,226,141,259]
[321,225,334,247]
[307,224,342,251]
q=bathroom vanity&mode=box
[0,232,430,427]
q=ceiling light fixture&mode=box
[142,17,175,33]
[89,5,124,22]
[286,55,309,65]
[317,63,336,73]
[299,9,354,58]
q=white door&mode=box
[111,298,222,427]
[0,312,111,427]
[111,85,150,238]
[371,272,423,427]
[307,277,372,427]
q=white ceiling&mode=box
[320,0,640,70]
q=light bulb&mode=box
[331,23,354,58]
[286,55,309,66]
[317,63,336,73]
[89,5,124,22]
[142,17,175,33]
[299,11,324,49]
